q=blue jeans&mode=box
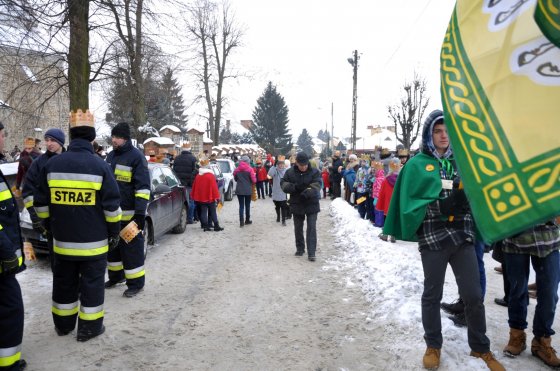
[186,187,195,222]
[356,192,367,219]
[237,194,251,221]
[505,250,560,337]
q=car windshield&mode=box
[217,161,230,173]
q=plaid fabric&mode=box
[417,162,475,251]
[502,222,560,258]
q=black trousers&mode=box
[273,200,288,221]
[52,257,106,335]
[0,275,24,370]
[256,181,265,198]
[420,243,490,353]
[199,202,218,228]
[331,179,341,198]
[293,212,318,257]
[107,227,145,290]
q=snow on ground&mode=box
[325,198,551,370]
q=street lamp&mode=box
[347,50,359,152]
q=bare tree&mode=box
[387,73,429,150]
[183,0,243,144]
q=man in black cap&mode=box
[105,122,150,298]
[281,152,322,261]
[22,128,66,270]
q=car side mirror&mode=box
[154,183,172,195]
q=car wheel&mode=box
[142,221,153,259]
[172,204,187,234]
[225,183,233,201]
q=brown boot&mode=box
[531,336,560,367]
[503,328,526,357]
[470,351,506,371]
[422,347,440,369]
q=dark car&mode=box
[20,162,188,257]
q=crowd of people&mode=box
[1,110,558,370]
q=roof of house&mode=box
[143,137,175,146]
[160,125,181,133]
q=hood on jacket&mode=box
[236,160,252,172]
[199,167,213,175]
[421,109,452,159]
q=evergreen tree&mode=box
[219,127,233,143]
[231,132,242,144]
[106,66,188,137]
[150,67,188,129]
[240,132,254,144]
[250,81,292,155]
[297,128,314,156]
[317,129,330,143]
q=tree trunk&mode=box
[67,0,90,116]
[131,0,145,137]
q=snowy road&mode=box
[17,197,556,370]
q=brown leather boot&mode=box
[422,347,441,369]
[470,351,505,371]
[503,328,526,357]
[531,336,560,367]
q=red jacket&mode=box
[191,168,220,203]
[375,173,398,215]
[321,171,330,188]
[256,166,268,182]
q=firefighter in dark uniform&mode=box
[0,121,27,369]
[22,128,65,271]
[34,111,121,342]
[104,122,150,297]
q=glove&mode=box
[108,235,120,251]
[133,214,146,231]
[32,219,48,236]
[301,188,315,200]
[439,188,468,216]
[452,176,462,189]
[295,183,307,192]
[0,255,20,275]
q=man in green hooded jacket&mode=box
[383,110,504,371]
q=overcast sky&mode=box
[93,0,456,141]
[211,0,456,140]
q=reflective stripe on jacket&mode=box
[34,138,121,260]
[0,170,25,272]
[106,140,150,217]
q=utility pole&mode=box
[347,50,359,152]
[331,102,334,154]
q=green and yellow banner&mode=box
[440,0,560,243]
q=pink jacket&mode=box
[372,168,385,199]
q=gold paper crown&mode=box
[24,137,35,148]
[182,142,191,148]
[277,155,286,162]
[69,109,95,128]
[398,148,409,157]
[381,148,390,156]
[199,156,209,166]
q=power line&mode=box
[382,0,435,70]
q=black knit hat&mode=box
[111,122,131,140]
[295,152,309,165]
[70,126,96,142]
